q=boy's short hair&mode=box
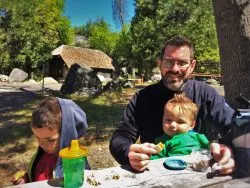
[165,93,198,121]
[31,97,62,131]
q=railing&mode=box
[190,73,222,84]
[190,72,221,79]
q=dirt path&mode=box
[0,83,37,113]
[0,81,63,113]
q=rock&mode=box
[151,74,162,82]
[205,79,218,85]
[8,68,28,83]
[0,74,9,82]
[121,80,135,88]
[60,63,102,95]
[24,79,37,84]
[23,79,38,85]
[97,74,105,82]
[102,77,121,91]
[147,80,153,84]
[40,77,58,84]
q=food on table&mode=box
[191,148,212,172]
[12,170,27,181]
[154,142,164,153]
[87,174,101,186]
[192,159,210,171]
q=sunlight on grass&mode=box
[70,88,137,131]
[11,109,33,116]
[6,109,32,124]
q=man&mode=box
[109,35,235,174]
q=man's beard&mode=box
[162,72,187,91]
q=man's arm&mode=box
[109,93,140,165]
[205,86,236,174]
[109,92,157,170]
[206,86,234,130]
[210,143,235,175]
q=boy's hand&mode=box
[128,143,157,172]
[11,170,28,185]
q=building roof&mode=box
[52,45,115,70]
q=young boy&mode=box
[12,97,88,184]
[151,93,209,160]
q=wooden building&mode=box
[49,45,115,80]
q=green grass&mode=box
[71,89,135,134]
[0,88,136,146]
[0,98,41,146]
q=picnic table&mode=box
[10,155,249,188]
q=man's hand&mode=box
[210,143,236,175]
[128,143,157,172]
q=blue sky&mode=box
[64,0,135,31]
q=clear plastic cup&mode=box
[191,148,212,172]
[59,140,88,188]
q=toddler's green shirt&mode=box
[150,131,209,160]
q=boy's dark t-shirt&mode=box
[34,152,57,181]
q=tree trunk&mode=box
[212,0,250,109]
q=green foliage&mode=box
[0,0,74,75]
[88,19,119,56]
[69,89,135,129]
[74,20,94,37]
[112,24,132,68]
[74,19,120,61]
[74,19,132,70]
[128,0,220,78]
[59,16,75,45]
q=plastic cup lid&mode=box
[164,158,187,170]
[59,140,88,159]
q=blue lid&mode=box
[164,158,187,170]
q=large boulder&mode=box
[8,68,28,83]
[60,64,102,95]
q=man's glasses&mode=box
[161,58,193,69]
